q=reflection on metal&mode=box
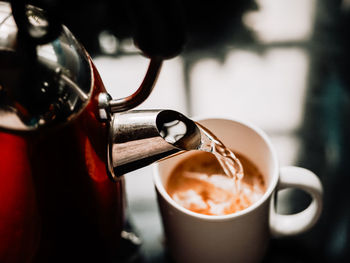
[0,2,92,131]
[108,109,201,180]
[121,230,142,246]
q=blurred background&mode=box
[18,0,350,262]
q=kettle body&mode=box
[0,2,125,261]
[0,60,125,263]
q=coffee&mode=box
[166,151,266,215]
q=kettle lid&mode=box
[0,2,92,131]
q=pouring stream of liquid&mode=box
[195,122,244,181]
[158,116,244,185]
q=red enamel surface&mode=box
[0,62,125,262]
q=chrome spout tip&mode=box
[156,110,201,151]
[106,109,201,180]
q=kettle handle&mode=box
[100,57,163,115]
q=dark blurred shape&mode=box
[13,0,187,58]
[127,0,186,59]
[179,0,257,52]
[18,0,256,57]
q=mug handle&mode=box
[269,166,323,237]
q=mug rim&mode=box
[153,116,280,222]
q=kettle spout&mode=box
[107,110,201,181]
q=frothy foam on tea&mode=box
[166,152,265,216]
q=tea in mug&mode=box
[166,151,266,216]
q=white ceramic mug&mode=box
[153,118,323,263]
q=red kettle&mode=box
[0,2,200,262]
